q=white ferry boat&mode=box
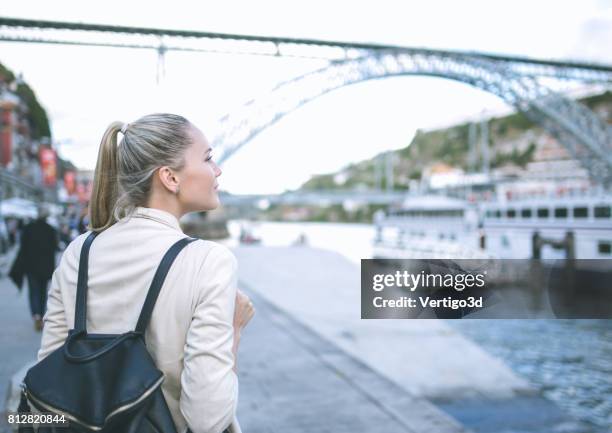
[373,192,612,260]
[372,195,489,259]
[481,193,612,260]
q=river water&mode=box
[225,220,612,429]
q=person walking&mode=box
[37,114,254,433]
[77,203,89,234]
[7,217,18,246]
[9,205,58,331]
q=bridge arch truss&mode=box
[214,51,612,185]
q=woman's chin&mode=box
[205,197,221,211]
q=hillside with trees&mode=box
[299,91,612,192]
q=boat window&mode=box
[537,208,549,218]
[594,206,611,218]
[598,241,611,255]
[495,210,502,218]
[501,235,510,248]
[507,209,516,219]
[521,208,532,218]
[573,207,588,218]
[486,210,493,218]
[554,207,568,218]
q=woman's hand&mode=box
[233,289,255,332]
[232,290,254,373]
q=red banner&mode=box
[64,171,76,195]
[39,147,57,186]
[1,110,12,166]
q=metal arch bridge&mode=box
[213,53,612,185]
[1,18,612,183]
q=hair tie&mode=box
[120,123,130,134]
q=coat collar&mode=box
[131,207,183,232]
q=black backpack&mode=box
[18,231,199,433]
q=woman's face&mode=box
[178,124,222,212]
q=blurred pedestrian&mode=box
[58,222,72,250]
[16,218,27,243]
[78,203,89,234]
[7,217,18,246]
[9,205,59,331]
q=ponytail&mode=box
[90,121,122,231]
[89,113,192,232]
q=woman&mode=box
[37,113,255,433]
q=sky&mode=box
[1,0,611,194]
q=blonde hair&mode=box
[90,113,193,231]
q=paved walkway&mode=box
[233,245,532,400]
[237,286,466,433]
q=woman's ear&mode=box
[157,166,180,194]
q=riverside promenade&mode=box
[0,245,596,433]
[233,245,596,433]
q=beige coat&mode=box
[38,207,241,433]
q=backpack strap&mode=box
[134,237,198,335]
[74,231,100,333]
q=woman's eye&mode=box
[205,155,213,162]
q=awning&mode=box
[0,197,38,218]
